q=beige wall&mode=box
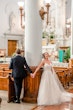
[0,0,24,56]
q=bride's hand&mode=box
[32,73,36,78]
[32,73,35,78]
[30,73,35,78]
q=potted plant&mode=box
[42,31,48,46]
[63,47,70,62]
[49,32,55,44]
[42,31,48,38]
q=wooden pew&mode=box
[0,64,11,77]
[54,67,73,88]
[0,63,11,91]
[0,76,8,90]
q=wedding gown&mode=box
[37,63,73,105]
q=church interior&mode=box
[0,0,73,110]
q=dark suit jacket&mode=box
[9,55,32,78]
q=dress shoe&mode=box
[14,99,20,103]
[12,97,17,102]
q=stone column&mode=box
[55,2,60,37]
[25,0,42,66]
[57,0,66,38]
[55,0,66,46]
[61,0,67,46]
[71,0,73,58]
[61,0,66,37]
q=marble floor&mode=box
[0,90,36,110]
[32,102,73,110]
[33,86,73,110]
[0,88,73,110]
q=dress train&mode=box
[37,63,73,105]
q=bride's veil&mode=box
[52,66,73,102]
[52,67,65,92]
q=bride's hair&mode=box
[43,52,49,58]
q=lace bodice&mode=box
[43,63,52,71]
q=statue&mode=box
[9,11,16,31]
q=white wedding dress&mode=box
[37,63,73,105]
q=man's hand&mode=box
[11,77,14,81]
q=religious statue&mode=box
[9,11,16,31]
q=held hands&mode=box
[30,73,35,78]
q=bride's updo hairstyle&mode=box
[43,52,49,59]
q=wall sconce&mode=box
[18,1,25,29]
[39,0,51,25]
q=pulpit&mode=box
[22,67,43,103]
[8,67,43,103]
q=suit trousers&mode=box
[14,77,24,100]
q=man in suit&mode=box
[9,49,32,103]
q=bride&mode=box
[32,52,73,105]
